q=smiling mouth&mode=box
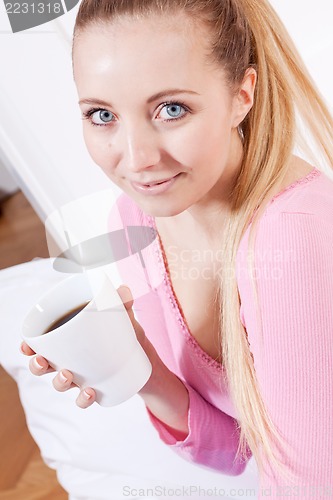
[130,173,182,194]
[144,179,170,187]
[137,174,180,187]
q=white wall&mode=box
[269,0,333,101]
[0,3,113,220]
[0,0,332,220]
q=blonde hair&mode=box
[73,0,333,484]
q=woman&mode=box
[22,0,333,496]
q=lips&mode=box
[130,173,181,195]
[135,174,179,187]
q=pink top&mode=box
[109,166,333,498]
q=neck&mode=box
[173,131,244,241]
[155,132,243,246]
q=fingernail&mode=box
[121,286,133,304]
[59,371,68,383]
[83,390,92,400]
[19,343,25,354]
[33,357,44,370]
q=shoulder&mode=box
[240,167,333,253]
[265,167,333,226]
[237,169,333,293]
[258,168,333,258]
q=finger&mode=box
[29,355,54,376]
[75,387,96,409]
[117,285,147,347]
[52,369,76,392]
[117,285,133,310]
[20,342,36,356]
[117,285,138,324]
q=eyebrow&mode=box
[146,89,200,104]
[78,89,200,107]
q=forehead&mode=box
[73,14,223,97]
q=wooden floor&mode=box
[0,191,67,498]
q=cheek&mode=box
[165,122,211,166]
[83,127,116,172]
[171,118,230,169]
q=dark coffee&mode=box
[44,302,89,334]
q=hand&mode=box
[22,285,190,437]
[21,285,152,409]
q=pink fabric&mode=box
[108,166,333,497]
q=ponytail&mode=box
[73,0,333,484]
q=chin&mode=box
[118,187,182,217]
[143,204,184,218]
[138,198,186,219]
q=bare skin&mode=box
[21,285,190,438]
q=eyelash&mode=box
[81,108,112,127]
[81,100,190,127]
[158,100,190,122]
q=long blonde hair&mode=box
[73,0,333,484]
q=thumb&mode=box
[117,285,134,311]
[117,285,136,325]
[117,285,145,343]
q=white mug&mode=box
[21,270,152,406]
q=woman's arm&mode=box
[22,190,252,476]
[22,285,189,437]
[22,283,251,476]
[112,286,191,441]
[238,211,333,497]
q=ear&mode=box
[232,67,257,128]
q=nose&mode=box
[119,121,161,174]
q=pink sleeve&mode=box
[238,212,333,498]
[146,383,252,476]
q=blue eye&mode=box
[83,108,115,126]
[158,102,187,121]
[91,109,115,124]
